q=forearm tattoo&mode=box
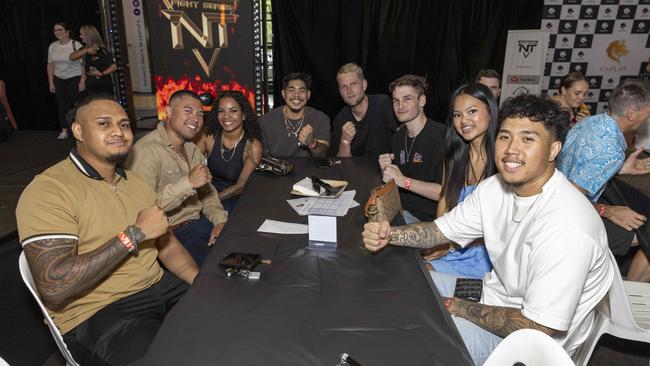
[388,222,450,249]
[23,236,131,310]
[174,261,196,281]
[452,299,558,339]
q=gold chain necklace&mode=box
[220,132,244,162]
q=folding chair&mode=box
[572,251,650,366]
[18,252,79,366]
[483,328,575,366]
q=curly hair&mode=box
[498,94,570,144]
[204,90,262,143]
[442,83,499,211]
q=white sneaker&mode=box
[57,130,68,140]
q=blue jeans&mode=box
[172,215,214,265]
[429,270,503,365]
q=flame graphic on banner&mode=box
[155,75,255,120]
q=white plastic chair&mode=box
[18,252,80,366]
[483,328,575,366]
[571,251,650,366]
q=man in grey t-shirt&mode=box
[260,72,330,157]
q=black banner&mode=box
[146,0,254,118]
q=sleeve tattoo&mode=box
[23,237,131,310]
[451,298,560,339]
[388,222,451,249]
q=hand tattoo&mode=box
[388,222,450,249]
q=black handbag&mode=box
[256,155,293,175]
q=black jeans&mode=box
[62,271,188,366]
[54,75,81,130]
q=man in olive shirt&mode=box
[129,90,228,265]
[16,96,197,365]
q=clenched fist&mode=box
[362,221,392,252]
[188,164,212,189]
[298,124,316,147]
[378,153,395,171]
[135,206,170,240]
[341,121,356,142]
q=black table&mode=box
[138,158,472,366]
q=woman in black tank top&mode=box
[194,90,263,213]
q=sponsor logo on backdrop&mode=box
[559,36,572,47]
[545,5,562,18]
[563,5,580,18]
[632,20,650,33]
[578,20,596,33]
[606,40,629,64]
[588,76,603,89]
[508,75,541,84]
[550,76,563,89]
[570,62,588,74]
[513,86,531,96]
[617,21,629,31]
[596,20,615,33]
[580,5,599,19]
[554,48,573,62]
[559,20,578,33]
[574,35,593,48]
[518,40,539,57]
[617,5,637,19]
[160,1,240,76]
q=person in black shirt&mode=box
[379,75,445,223]
[330,63,397,158]
[70,25,117,97]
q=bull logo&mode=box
[606,40,629,64]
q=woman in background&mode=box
[551,72,590,126]
[70,25,116,97]
[424,83,498,279]
[195,90,263,213]
[47,22,84,140]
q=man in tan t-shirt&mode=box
[16,96,198,366]
[129,90,228,265]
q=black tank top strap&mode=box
[207,132,247,192]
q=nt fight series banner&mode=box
[541,0,650,115]
[146,0,255,119]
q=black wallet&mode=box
[218,253,261,270]
[453,278,482,302]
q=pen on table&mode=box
[339,353,364,366]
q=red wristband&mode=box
[117,232,136,253]
[404,178,412,190]
[308,140,318,149]
[598,204,607,217]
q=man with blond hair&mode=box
[330,63,397,158]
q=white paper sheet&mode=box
[287,190,356,217]
[257,219,309,234]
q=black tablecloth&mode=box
[137,158,472,366]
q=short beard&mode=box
[348,94,366,108]
[107,152,129,165]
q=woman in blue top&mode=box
[195,90,263,213]
[424,83,499,279]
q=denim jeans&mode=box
[429,270,503,365]
[172,215,214,265]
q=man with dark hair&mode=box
[129,90,228,265]
[329,63,397,158]
[558,79,650,282]
[364,94,613,365]
[378,74,445,223]
[260,72,330,157]
[475,69,501,99]
[16,96,197,365]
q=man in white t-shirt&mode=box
[363,94,614,365]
